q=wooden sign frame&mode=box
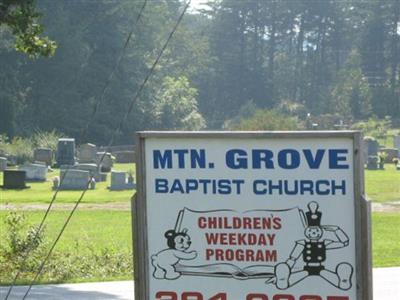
[133,131,372,300]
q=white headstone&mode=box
[79,143,97,163]
[110,171,135,190]
[96,152,114,172]
[73,163,105,182]
[59,169,90,190]
[19,163,47,181]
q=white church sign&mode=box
[133,131,372,300]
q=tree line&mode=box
[0,0,399,144]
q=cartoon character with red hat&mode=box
[268,201,353,290]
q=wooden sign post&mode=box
[133,131,372,300]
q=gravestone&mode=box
[394,136,400,150]
[56,138,76,166]
[34,148,53,165]
[363,137,379,166]
[73,163,106,182]
[19,163,48,181]
[366,156,379,170]
[78,143,97,163]
[1,170,28,189]
[0,157,7,171]
[380,148,399,163]
[363,137,379,156]
[109,171,135,191]
[96,152,114,172]
[114,151,135,163]
[58,169,90,190]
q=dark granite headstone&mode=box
[1,170,28,189]
[366,156,379,170]
[56,138,76,166]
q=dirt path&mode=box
[1,201,400,212]
[371,201,400,212]
[0,202,132,211]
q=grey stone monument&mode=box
[363,137,380,168]
[0,157,7,172]
[19,163,48,181]
[96,152,114,172]
[1,170,28,189]
[34,148,53,166]
[363,137,379,156]
[56,138,76,166]
[394,136,400,150]
[58,169,90,190]
[78,143,97,163]
[109,171,135,191]
[73,163,106,182]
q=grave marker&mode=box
[96,152,114,172]
[73,163,106,182]
[34,148,53,166]
[1,170,28,189]
[109,171,135,190]
[56,138,76,166]
[0,157,7,172]
[19,163,48,181]
[58,169,90,190]
[394,135,400,150]
[78,143,97,163]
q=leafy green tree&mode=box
[152,76,206,130]
[0,0,56,57]
[228,109,304,131]
[331,51,372,119]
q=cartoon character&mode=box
[268,201,354,290]
[151,228,197,280]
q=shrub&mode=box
[0,211,133,285]
[227,109,304,131]
[32,130,63,151]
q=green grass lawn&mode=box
[0,210,133,254]
[365,164,400,202]
[0,210,398,285]
[0,210,133,284]
[1,162,398,204]
[372,212,400,267]
[0,163,136,204]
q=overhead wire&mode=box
[19,1,191,299]
[80,0,148,142]
[3,1,148,299]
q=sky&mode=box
[189,0,211,10]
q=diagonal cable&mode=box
[80,0,148,142]
[3,1,148,299]
[20,1,190,299]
